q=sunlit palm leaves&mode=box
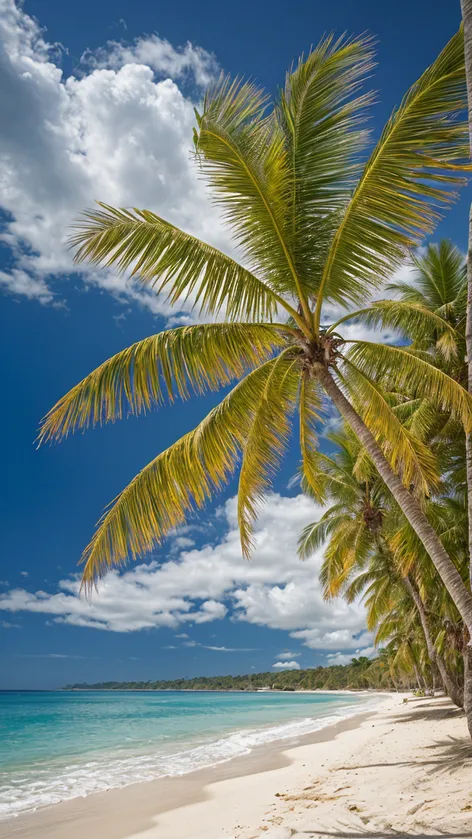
[81,357,297,587]
[346,341,472,429]
[71,205,281,323]
[38,323,286,442]
[42,27,472,589]
[314,28,469,325]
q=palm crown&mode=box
[39,30,472,598]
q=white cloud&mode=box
[173,537,195,550]
[204,645,257,652]
[276,651,301,660]
[16,653,85,659]
[20,571,28,577]
[273,660,301,670]
[0,493,370,652]
[1,620,20,628]
[83,34,218,87]
[0,0,230,314]
[326,646,377,666]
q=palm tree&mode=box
[361,239,472,715]
[299,428,464,706]
[460,0,472,732]
[40,32,472,632]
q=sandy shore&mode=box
[4,693,472,839]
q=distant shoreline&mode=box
[63,687,386,693]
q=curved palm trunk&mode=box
[461,0,472,738]
[404,575,463,708]
[315,363,472,635]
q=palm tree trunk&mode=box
[315,363,472,633]
[403,574,463,708]
[460,0,472,740]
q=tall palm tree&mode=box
[460,0,472,730]
[40,32,472,631]
[357,239,472,716]
[299,428,464,706]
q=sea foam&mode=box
[0,695,380,819]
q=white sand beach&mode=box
[3,693,472,839]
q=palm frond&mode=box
[237,351,300,557]
[277,34,375,289]
[340,361,439,492]
[298,508,350,560]
[330,299,459,352]
[71,204,280,323]
[411,239,465,309]
[315,27,469,321]
[299,376,326,500]
[320,519,369,598]
[39,323,286,443]
[80,357,286,588]
[346,340,472,431]
[195,76,308,310]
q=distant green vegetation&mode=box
[65,655,413,692]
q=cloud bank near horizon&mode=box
[0,493,373,662]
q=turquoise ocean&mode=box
[0,689,377,819]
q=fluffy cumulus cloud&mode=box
[0,0,229,313]
[0,0,417,332]
[325,646,377,666]
[0,493,372,658]
[273,660,301,670]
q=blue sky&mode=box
[0,0,468,689]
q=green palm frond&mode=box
[411,239,465,309]
[80,357,286,588]
[38,323,286,443]
[315,27,469,324]
[237,351,300,557]
[195,76,309,312]
[277,34,375,288]
[404,399,444,441]
[340,361,439,492]
[320,519,370,598]
[304,449,363,499]
[299,377,326,500]
[71,204,281,323]
[346,340,472,430]
[329,299,459,352]
[344,569,375,603]
[298,507,350,560]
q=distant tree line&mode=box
[65,654,419,692]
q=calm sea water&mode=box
[0,689,375,818]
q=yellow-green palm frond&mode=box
[351,446,375,484]
[329,299,459,355]
[298,505,350,560]
[80,357,286,589]
[343,568,375,603]
[237,351,300,557]
[340,362,439,493]
[304,449,365,500]
[346,340,472,431]
[410,239,465,310]
[277,34,375,289]
[38,323,286,444]
[195,76,305,305]
[299,376,326,501]
[315,27,469,320]
[403,398,443,442]
[71,204,280,323]
[320,518,370,599]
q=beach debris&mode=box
[256,827,293,839]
